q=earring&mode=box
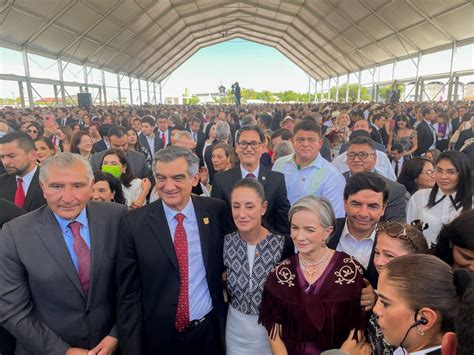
[322,239,327,248]
[416,327,424,336]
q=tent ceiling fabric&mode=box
[0,0,473,82]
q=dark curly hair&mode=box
[433,209,474,266]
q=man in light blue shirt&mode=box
[273,119,346,217]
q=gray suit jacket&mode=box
[0,202,127,355]
[343,171,407,222]
[89,149,151,179]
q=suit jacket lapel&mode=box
[37,207,85,298]
[86,204,106,306]
[23,168,40,210]
[148,201,179,271]
[192,196,210,270]
[258,166,268,188]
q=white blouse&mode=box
[122,178,145,207]
[406,188,463,246]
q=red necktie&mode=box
[14,177,25,208]
[161,132,166,145]
[174,213,189,331]
[68,221,91,296]
[246,173,256,179]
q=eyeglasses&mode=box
[347,152,375,160]
[435,167,459,177]
[376,222,419,251]
[421,169,435,177]
[237,141,261,149]
[27,129,38,134]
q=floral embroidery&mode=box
[334,256,363,285]
[274,259,295,287]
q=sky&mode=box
[160,38,311,98]
[0,38,473,101]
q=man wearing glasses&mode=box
[272,119,346,218]
[211,125,290,235]
[344,136,406,222]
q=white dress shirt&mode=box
[406,189,465,246]
[336,220,376,269]
[240,165,260,179]
[16,166,37,195]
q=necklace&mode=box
[299,249,330,281]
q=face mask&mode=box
[102,165,122,179]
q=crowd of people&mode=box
[0,100,473,355]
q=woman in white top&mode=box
[407,151,472,246]
[223,178,293,355]
[100,148,151,209]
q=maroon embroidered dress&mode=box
[259,251,366,355]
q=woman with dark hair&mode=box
[373,254,471,354]
[388,115,417,157]
[397,157,435,196]
[70,131,94,160]
[34,136,56,164]
[92,170,126,205]
[57,125,73,152]
[224,178,293,354]
[126,127,152,167]
[434,210,474,273]
[26,122,43,140]
[407,150,473,246]
[259,195,366,354]
[70,123,81,135]
[100,148,151,209]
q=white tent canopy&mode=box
[0,0,473,83]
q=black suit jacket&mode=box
[342,171,406,222]
[0,168,46,212]
[415,120,435,156]
[116,196,230,354]
[328,218,379,288]
[455,128,474,151]
[56,117,76,127]
[211,166,291,236]
[138,133,164,156]
[92,139,108,153]
[370,127,388,146]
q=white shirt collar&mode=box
[240,164,260,179]
[162,197,195,223]
[341,219,377,243]
[395,345,442,355]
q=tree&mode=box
[328,84,371,102]
[378,84,404,102]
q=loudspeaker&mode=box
[77,93,92,107]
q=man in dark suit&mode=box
[0,198,25,355]
[415,108,437,156]
[340,120,386,154]
[343,136,406,222]
[0,132,46,211]
[55,107,75,127]
[156,114,172,147]
[454,118,474,151]
[138,115,164,157]
[187,117,206,146]
[117,146,230,354]
[91,124,111,153]
[90,126,151,179]
[328,172,389,289]
[0,152,126,354]
[370,113,389,146]
[211,125,291,236]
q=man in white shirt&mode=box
[327,172,388,288]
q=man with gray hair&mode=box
[0,153,127,355]
[117,145,230,354]
[272,141,294,163]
